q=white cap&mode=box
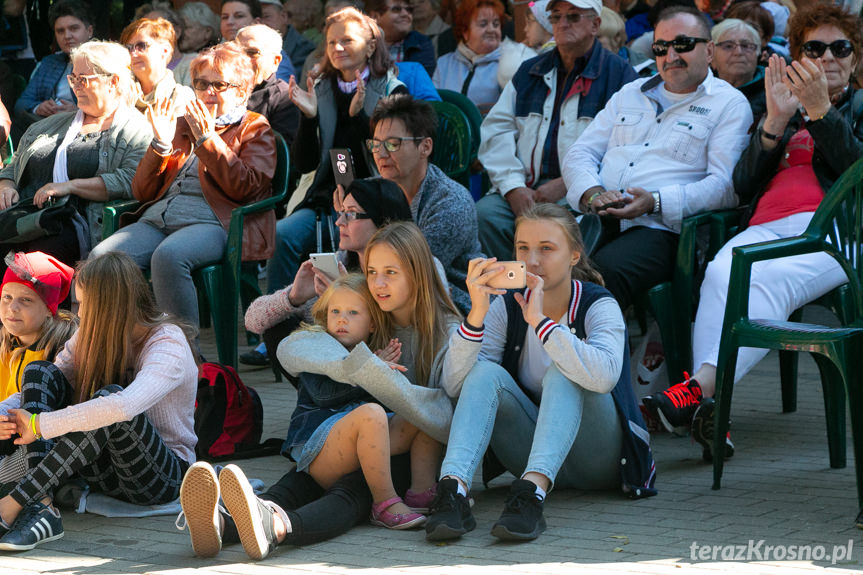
[529,0,554,34]
[259,0,284,6]
[548,0,602,17]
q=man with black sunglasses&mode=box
[562,5,752,313]
[476,0,637,262]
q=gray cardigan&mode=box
[277,325,457,444]
[0,108,153,247]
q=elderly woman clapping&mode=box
[0,41,152,271]
[91,42,276,343]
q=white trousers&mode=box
[692,212,848,384]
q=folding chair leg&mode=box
[713,341,739,490]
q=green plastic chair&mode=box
[429,100,472,188]
[711,156,863,517]
[103,133,291,368]
[438,88,490,198]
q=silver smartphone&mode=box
[309,252,340,281]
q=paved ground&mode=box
[3,308,862,574]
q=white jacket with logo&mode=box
[562,69,753,233]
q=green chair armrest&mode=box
[102,199,141,240]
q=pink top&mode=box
[39,324,199,464]
[244,284,314,335]
[749,129,823,227]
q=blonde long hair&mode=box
[73,253,195,404]
[308,273,389,351]
[515,204,605,286]
[363,222,460,387]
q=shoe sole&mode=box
[691,400,734,462]
[0,531,63,551]
[180,462,221,558]
[490,517,547,541]
[220,464,270,561]
[369,514,427,530]
[425,515,476,541]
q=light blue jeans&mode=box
[440,361,623,491]
[266,207,339,293]
[91,221,226,328]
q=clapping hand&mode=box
[375,339,407,372]
[185,99,216,143]
[348,70,366,118]
[785,56,831,121]
[288,74,318,118]
[763,54,800,135]
[146,97,177,144]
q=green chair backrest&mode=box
[437,89,483,161]
[429,101,471,187]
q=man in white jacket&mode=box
[563,5,753,311]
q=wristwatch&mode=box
[650,192,661,215]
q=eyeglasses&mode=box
[125,41,151,54]
[389,4,414,13]
[67,73,111,88]
[802,39,854,59]
[336,211,373,222]
[651,35,709,57]
[716,40,758,54]
[547,12,595,25]
[244,48,262,58]
[365,136,424,154]
[192,79,241,92]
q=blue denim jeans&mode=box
[266,207,339,293]
[440,361,623,491]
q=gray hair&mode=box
[711,18,761,46]
[179,1,221,39]
[70,41,135,96]
[236,23,284,55]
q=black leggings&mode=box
[224,455,411,546]
[9,361,189,508]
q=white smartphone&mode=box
[309,252,340,281]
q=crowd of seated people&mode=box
[0,0,862,558]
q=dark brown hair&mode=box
[319,7,392,78]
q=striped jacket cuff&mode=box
[535,317,559,344]
[458,321,484,342]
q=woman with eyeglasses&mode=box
[432,0,504,114]
[644,4,863,462]
[90,42,276,348]
[121,18,195,118]
[267,7,406,299]
[711,19,766,120]
[0,41,152,274]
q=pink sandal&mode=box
[370,497,426,530]
[404,486,436,513]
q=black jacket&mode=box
[247,74,300,146]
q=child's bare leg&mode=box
[389,415,442,492]
[307,403,411,515]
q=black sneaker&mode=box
[490,479,547,541]
[643,375,704,432]
[219,464,279,560]
[425,478,475,541]
[0,502,63,551]
[691,398,735,462]
[178,461,223,558]
[240,349,269,366]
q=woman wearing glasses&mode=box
[644,4,863,461]
[267,7,405,300]
[432,0,504,113]
[0,41,152,273]
[120,17,195,117]
[90,42,276,346]
[710,19,766,120]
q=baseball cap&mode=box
[548,0,602,17]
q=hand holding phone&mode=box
[487,261,526,290]
[309,252,340,281]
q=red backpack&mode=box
[194,362,270,460]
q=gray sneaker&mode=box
[219,464,278,560]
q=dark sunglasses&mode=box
[801,39,854,59]
[125,41,150,53]
[192,79,240,92]
[651,35,709,57]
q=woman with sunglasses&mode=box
[644,4,863,461]
[90,42,276,349]
[0,41,152,274]
[120,17,195,117]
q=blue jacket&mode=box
[15,52,75,114]
[395,61,441,101]
[282,25,316,73]
[403,30,436,76]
